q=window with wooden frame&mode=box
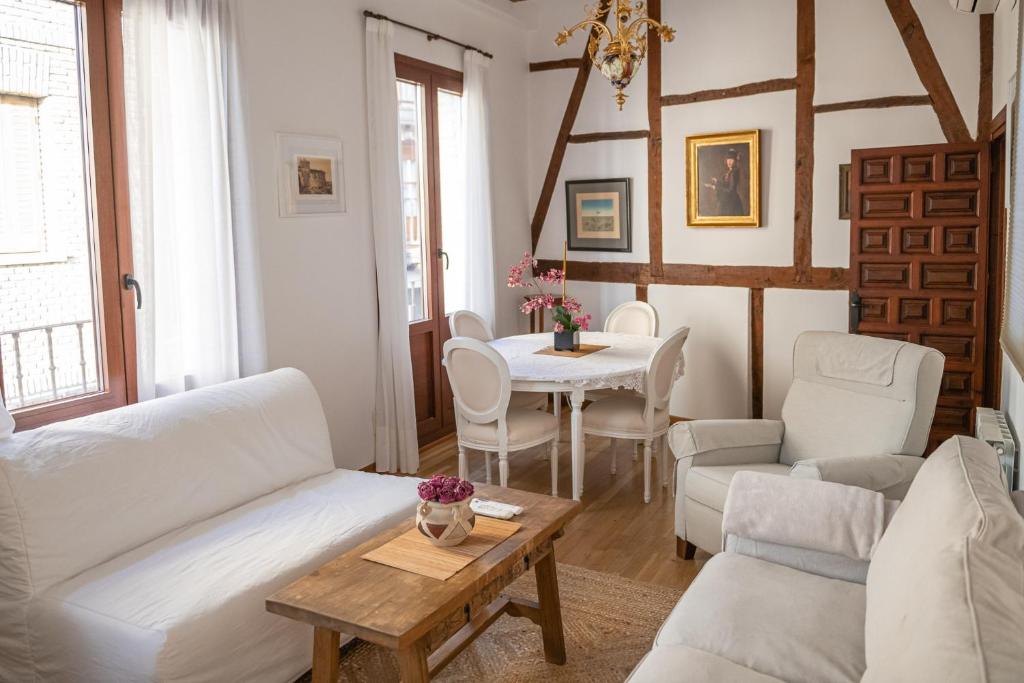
[0,0,136,429]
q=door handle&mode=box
[124,274,142,310]
[437,249,449,270]
[849,292,861,333]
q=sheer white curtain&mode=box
[460,51,497,331]
[366,17,418,473]
[123,0,265,400]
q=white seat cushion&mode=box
[628,644,784,682]
[582,395,668,436]
[686,463,791,511]
[509,391,547,411]
[460,408,558,448]
[657,553,866,683]
[27,470,420,683]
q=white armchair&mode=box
[671,331,944,558]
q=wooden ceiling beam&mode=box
[529,58,585,72]
[884,0,971,143]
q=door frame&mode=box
[984,107,1008,408]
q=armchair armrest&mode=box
[669,419,784,467]
[789,453,924,499]
[723,471,895,564]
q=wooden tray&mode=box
[361,516,521,581]
[533,343,610,358]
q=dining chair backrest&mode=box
[443,337,510,425]
[645,326,690,413]
[448,310,494,342]
[605,301,659,337]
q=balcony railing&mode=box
[0,319,99,410]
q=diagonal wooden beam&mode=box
[793,0,815,282]
[977,13,993,141]
[661,78,797,107]
[530,1,611,252]
[647,0,664,278]
[884,0,971,143]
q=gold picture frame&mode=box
[686,129,760,227]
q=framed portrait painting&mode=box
[565,178,632,252]
[276,133,346,217]
[686,129,760,227]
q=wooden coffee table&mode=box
[266,485,580,682]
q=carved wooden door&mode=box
[850,142,991,453]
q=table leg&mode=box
[311,626,339,683]
[397,640,430,683]
[569,388,585,500]
[534,549,567,664]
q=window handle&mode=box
[437,248,449,270]
[124,274,142,310]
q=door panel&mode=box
[850,143,990,453]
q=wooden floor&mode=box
[418,416,709,592]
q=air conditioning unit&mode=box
[975,407,1019,491]
[949,0,1003,12]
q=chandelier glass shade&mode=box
[555,0,675,110]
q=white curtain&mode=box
[366,18,418,473]
[123,0,266,400]
[461,51,497,331]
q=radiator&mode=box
[975,408,1019,491]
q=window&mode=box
[0,0,136,427]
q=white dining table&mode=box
[487,331,663,501]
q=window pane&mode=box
[438,89,466,316]
[397,79,429,323]
[0,1,103,409]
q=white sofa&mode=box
[671,331,944,557]
[0,368,420,683]
[630,435,1024,682]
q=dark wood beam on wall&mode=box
[978,13,993,142]
[813,95,931,114]
[647,0,664,279]
[529,1,611,252]
[540,259,851,290]
[529,58,585,72]
[750,288,764,420]
[567,130,650,143]
[884,0,971,143]
[636,283,648,303]
[661,78,797,108]
[794,0,815,282]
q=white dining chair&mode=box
[581,326,689,503]
[604,300,659,336]
[443,337,561,495]
[448,310,548,412]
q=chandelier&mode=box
[555,0,675,110]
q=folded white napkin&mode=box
[470,498,524,520]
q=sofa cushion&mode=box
[628,644,784,682]
[656,553,866,683]
[864,435,1024,683]
[685,463,791,511]
[26,469,419,683]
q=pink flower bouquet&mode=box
[507,251,591,333]
[417,474,474,505]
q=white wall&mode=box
[527,0,981,418]
[237,0,529,468]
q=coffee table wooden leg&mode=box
[312,626,340,683]
[397,640,429,682]
[534,550,567,664]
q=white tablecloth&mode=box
[488,332,680,392]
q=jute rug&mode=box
[295,563,682,683]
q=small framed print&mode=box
[839,163,851,220]
[277,133,346,217]
[565,178,632,252]
[686,129,760,227]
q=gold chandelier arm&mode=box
[555,19,613,47]
[625,16,675,42]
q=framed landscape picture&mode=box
[565,178,632,252]
[276,133,346,217]
[686,129,760,227]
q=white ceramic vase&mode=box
[416,499,476,547]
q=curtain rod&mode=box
[363,10,493,60]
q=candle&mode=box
[562,240,567,300]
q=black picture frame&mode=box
[564,178,632,252]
